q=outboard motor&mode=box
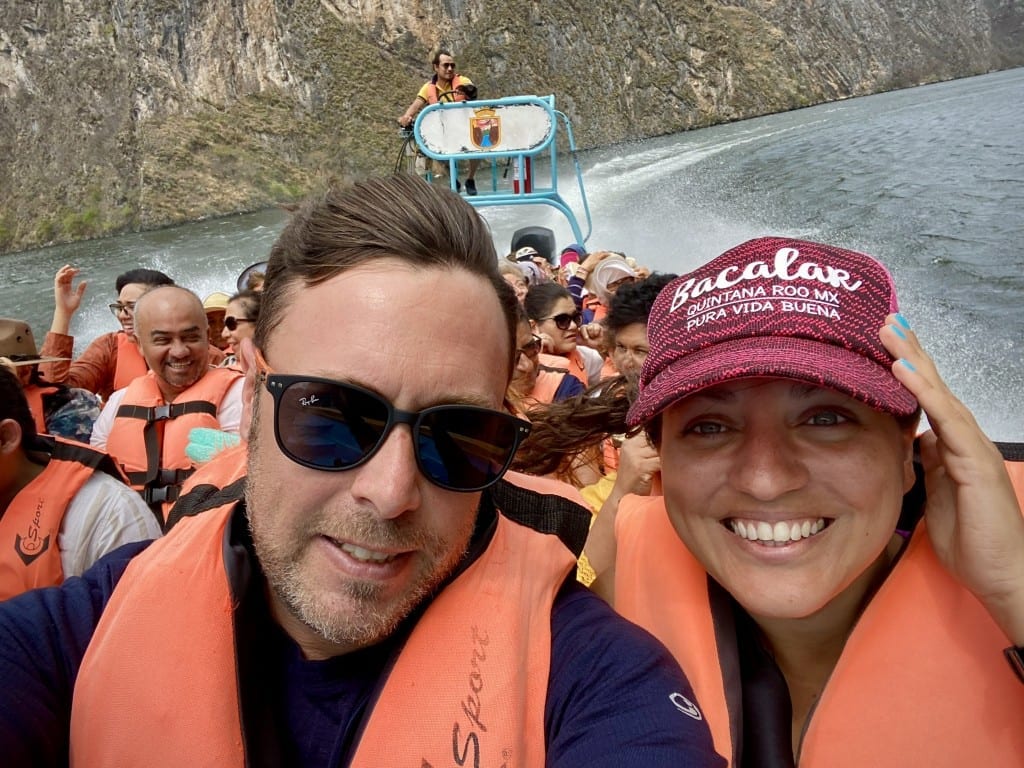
[510,226,556,266]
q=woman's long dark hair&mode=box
[512,375,637,480]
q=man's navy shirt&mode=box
[0,529,723,767]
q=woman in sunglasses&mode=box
[507,307,585,416]
[524,282,603,387]
[219,290,261,369]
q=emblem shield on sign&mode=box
[470,108,501,149]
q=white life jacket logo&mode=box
[670,692,703,720]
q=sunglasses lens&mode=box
[275,380,390,470]
[269,376,527,491]
[553,313,581,330]
[416,408,524,490]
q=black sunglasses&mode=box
[540,311,583,331]
[255,352,531,492]
[224,316,254,331]
[517,335,542,362]
[439,62,456,69]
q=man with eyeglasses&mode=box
[38,266,225,401]
[0,175,723,767]
[398,48,480,195]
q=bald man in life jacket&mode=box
[90,286,243,529]
[38,266,226,401]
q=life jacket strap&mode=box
[116,401,218,423]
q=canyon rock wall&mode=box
[0,0,1020,253]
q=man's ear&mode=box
[238,338,258,441]
[0,418,23,456]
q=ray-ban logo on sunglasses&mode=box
[299,394,320,407]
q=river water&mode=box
[3,68,1022,439]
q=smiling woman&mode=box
[590,236,1024,766]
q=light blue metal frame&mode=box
[413,94,592,245]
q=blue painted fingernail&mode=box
[895,313,911,329]
[899,358,916,372]
[891,324,906,339]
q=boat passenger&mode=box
[513,245,554,277]
[506,307,584,416]
[593,237,1024,765]
[604,272,677,385]
[202,291,231,351]
[219,289,261,368]
[91,286,244,527]
[565,248,644,350]
[593,272,677,480]
[38,266,225,400]
[524,282,603,386]
[0,366,160,600]
[236,260,268,293]
[498,260,529,304]
[397,48,479,195]
[587,255,638,323]
[557,243,587,287]
[0,318,100,443]
[0,174,724,768]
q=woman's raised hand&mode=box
[882,313,1024,645]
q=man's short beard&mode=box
[244,394,472,650]
[270,557,441,647]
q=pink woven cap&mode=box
[627,237,918,426]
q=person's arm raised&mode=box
[49,264,87,336]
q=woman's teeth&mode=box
[728,518,827,546]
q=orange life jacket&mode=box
[425,74,472,104]
[538,350,589,395]
[613,493,1024,766]
[69,499,575,767]
[178,442,248,499]
[113,332,148,392]
[523,354,574,408]
[504,469,590,508]
[0,437,124,600]
[105,368,242,524]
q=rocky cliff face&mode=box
[1,0,1020,253]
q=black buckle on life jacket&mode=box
[151,404,172,421]
[138,467,195,505]
[143,484,181,505]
